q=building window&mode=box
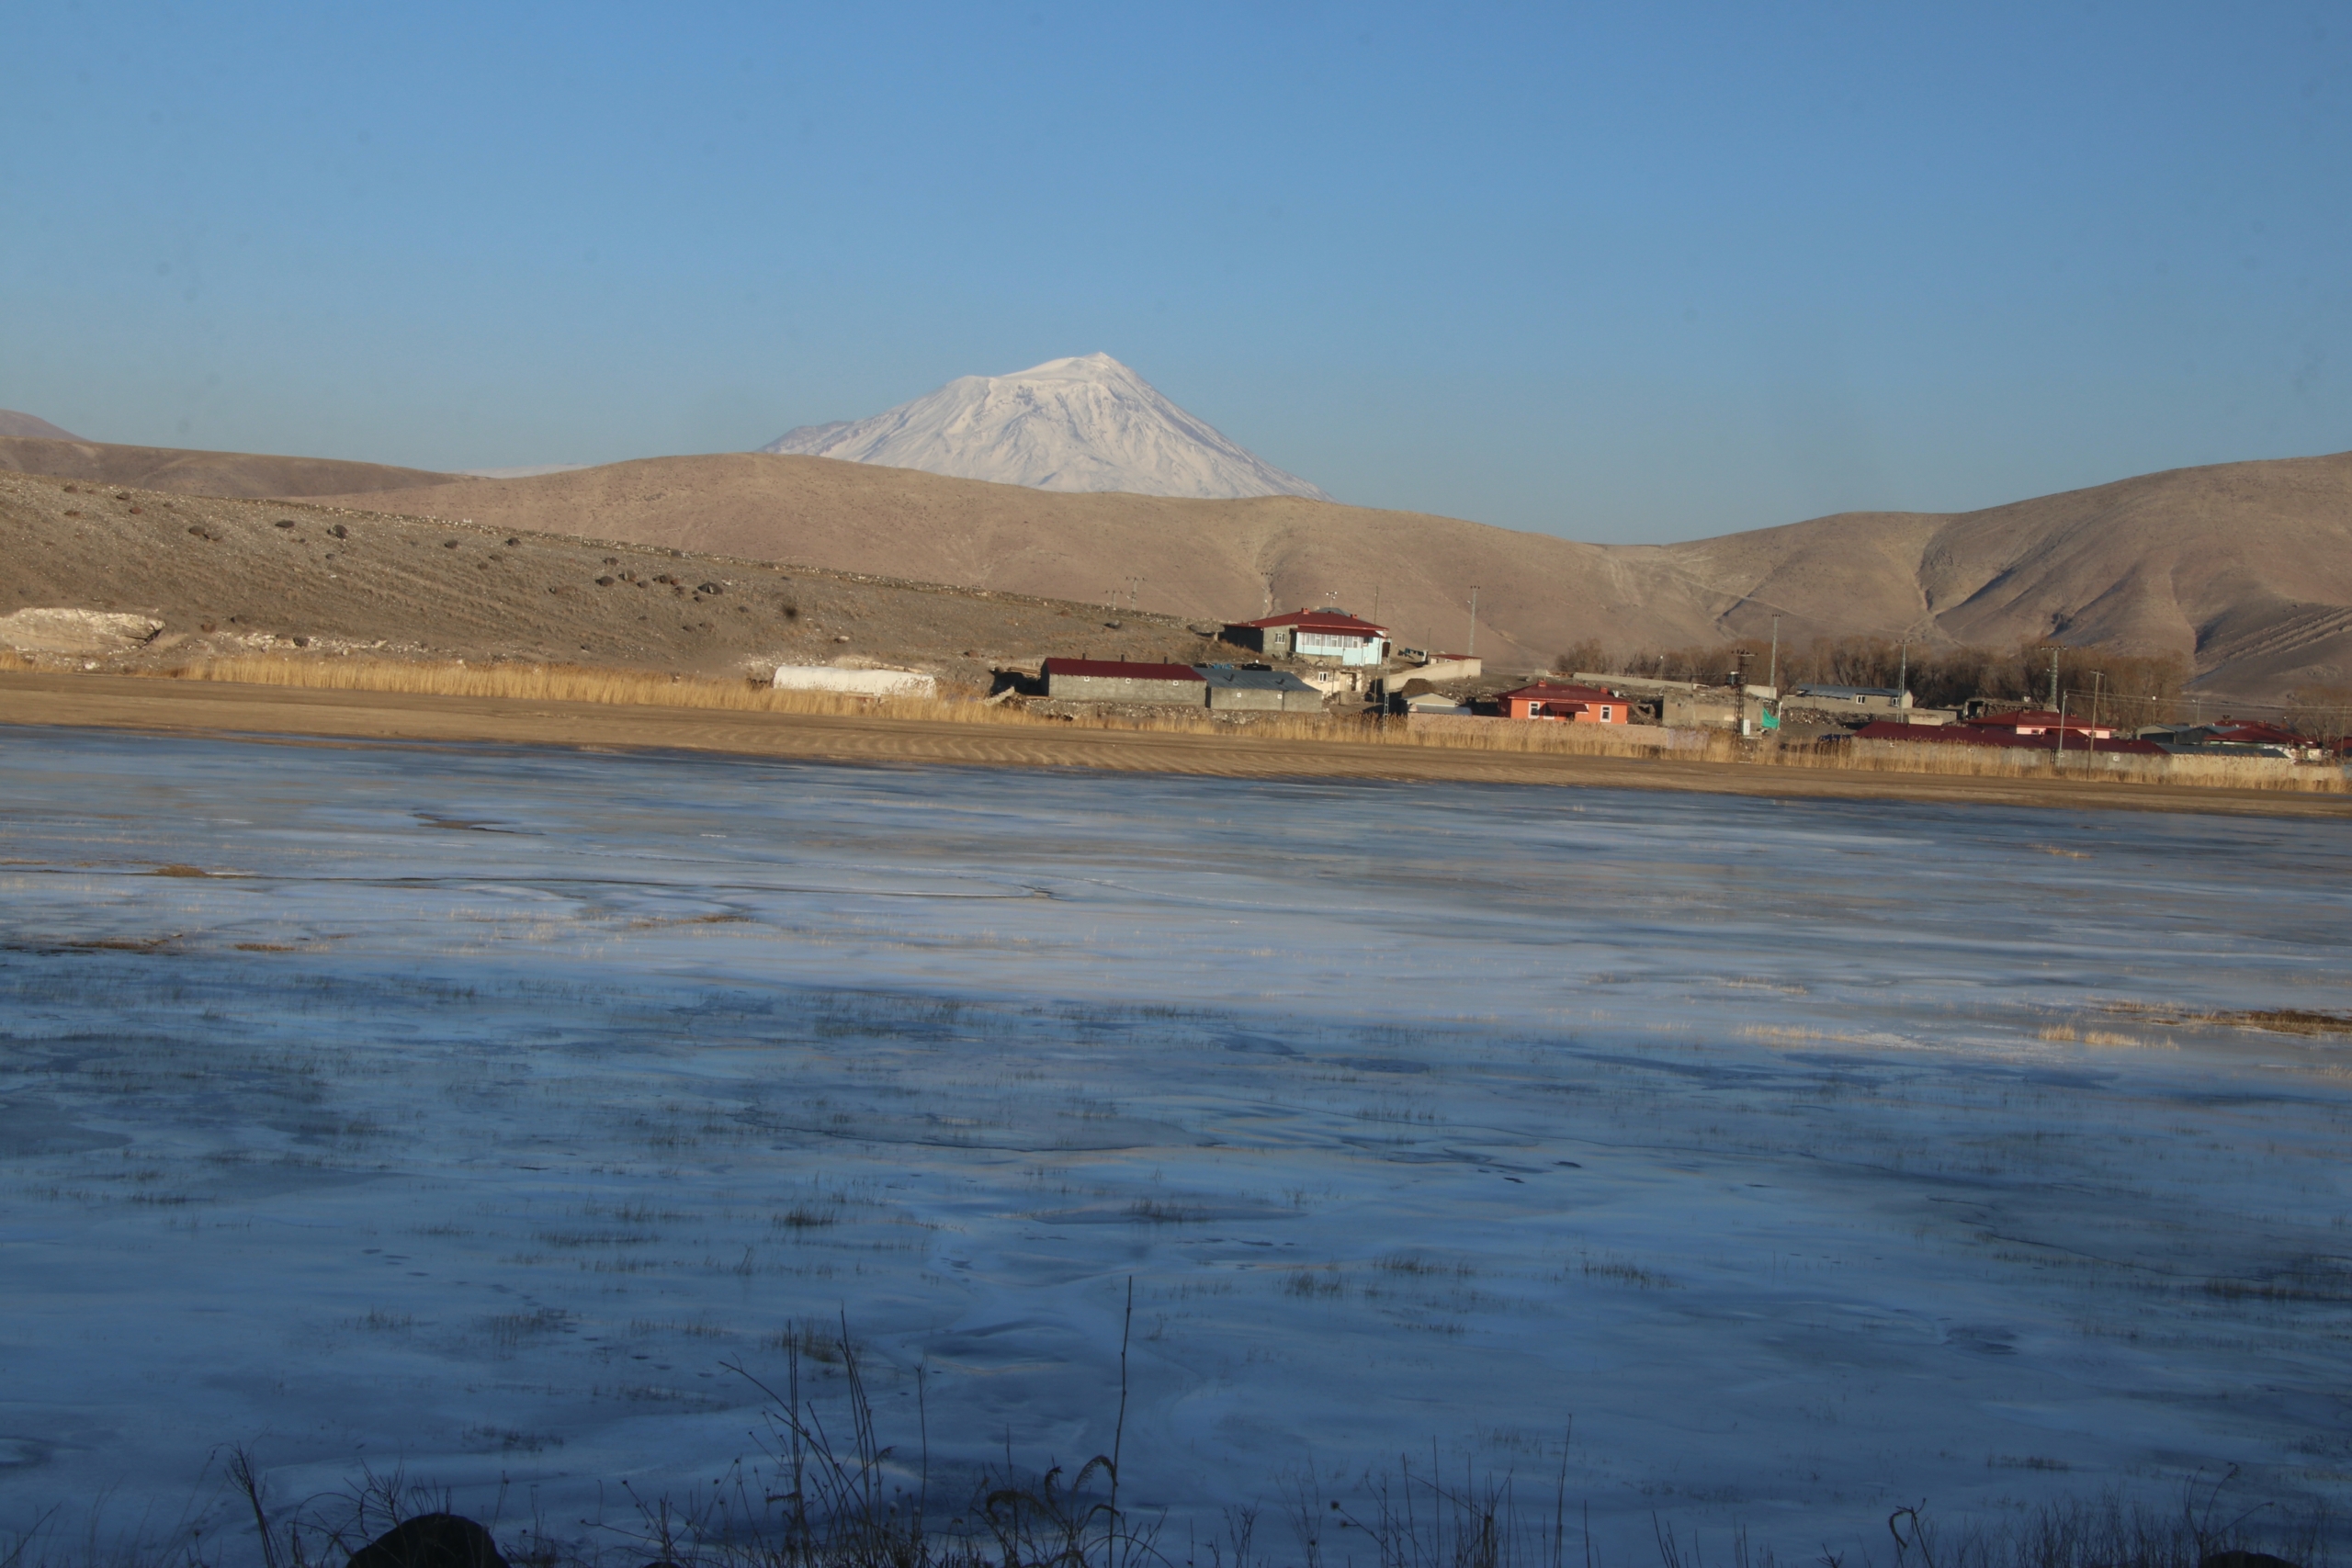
[1600,706,1611,721]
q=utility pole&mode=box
[1767,615,1781,693]
[2048,646,2061,712]
[1466,586,1479,659]
[1895,637,1909,714]
[2090,671,2106,757]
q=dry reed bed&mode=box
[15,654,2344,794]
[1781,736,2348,792]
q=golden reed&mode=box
[28,652,2328,795]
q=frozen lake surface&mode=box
[3,726,2350,1561]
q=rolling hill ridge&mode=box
[3,433,2344,701]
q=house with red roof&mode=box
[2139,717,2327,760]
[2201,719,2307,750]
[1494,682,1628,724]
[1958,709,2116,739]
[1223,608,1389,667]
[1849,718,2164,754]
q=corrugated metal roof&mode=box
[1963,709,2109,733]
[1853,721,2165,754]
[1194,664,1317,692]
[1495,682,1618,703]
[1042,658,1204,682]
[2207,720,2304,746]
[1229,608,1388,636]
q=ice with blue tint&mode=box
[3,726,2350,1561]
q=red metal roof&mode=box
[1042,658,1205,682]
[1230,608,1389,636]
[1853,721,2163,754]
[1496,682,1618,704]
[1962,709,2110,734]
[2207,719,2303,746]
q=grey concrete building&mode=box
[1042,658,1209,705]
[1194,664,1325,713]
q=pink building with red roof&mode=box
[1494,682,1628,724]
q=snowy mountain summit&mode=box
[759,353,1331,502]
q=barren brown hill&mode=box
[1681,452,2352,701]
[0,468,1222,683]
[0,434,458,499]
[0,412,86,442]
[5,433,2345,700]
[311,453,1720,671]
[303,448,2352,700]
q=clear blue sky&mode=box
[3,2,2346,543]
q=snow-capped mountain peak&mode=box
[759,354,1331,502]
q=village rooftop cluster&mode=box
[1004,606,2348,764]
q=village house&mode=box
[1494,682,1628,723]
[1196,664,1324,713]
[1960,708,2115,739]
[1847,709,2164,754]
[1041,658,1208,705]
[1569,671,1782,733]
[1222,608,1389,666]
[2138,718,2325,761]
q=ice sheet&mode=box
[2,727,2349,1560]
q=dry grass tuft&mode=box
[163,654,1013,724]
[2108,1002,2352,1038]
[17,1323,2334,1568]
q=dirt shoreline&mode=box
[4,670,2348,819]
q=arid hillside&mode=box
[306,448,2352,700]
[1677,452,2352,701]
[4,434,2346,700]
[0,412,87,441]
[0,434,457,500]
[0,469,1218,683]
[316,454,1703,668]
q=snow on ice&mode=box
[2,727,2349,1559]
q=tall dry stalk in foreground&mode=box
[9,1310,2336,1567]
